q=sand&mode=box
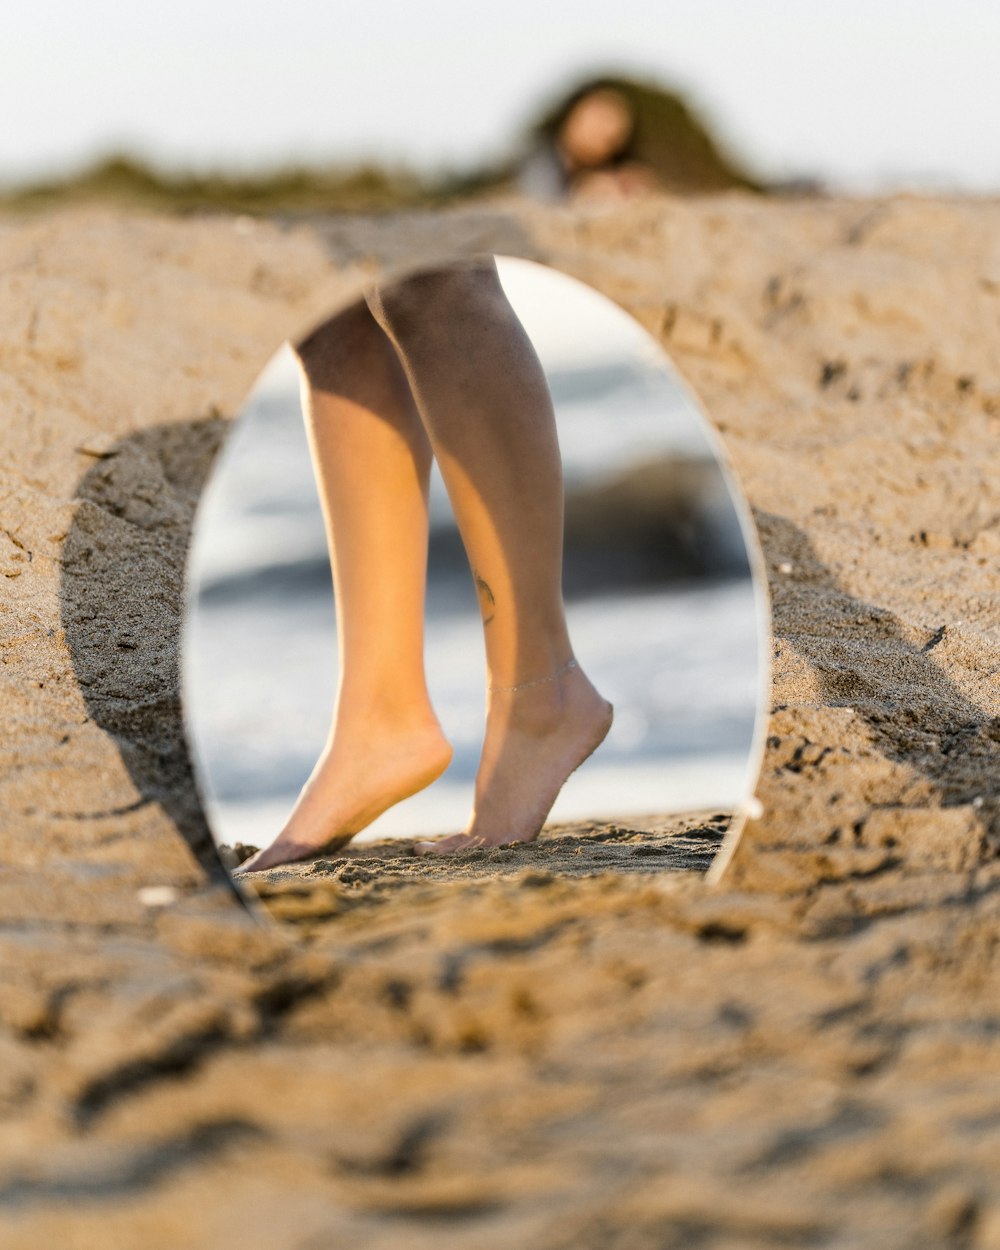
[1,194,999,1249]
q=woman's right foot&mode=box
[237,717,452,873]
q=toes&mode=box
[413,833,484,856]
[233,840,298,873]
[413,837,458,856]
[234,851,276,874]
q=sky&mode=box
[4,0,1000,192]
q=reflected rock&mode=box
[562,455,750,591]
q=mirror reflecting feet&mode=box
[182,255,768,918]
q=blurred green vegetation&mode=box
[0,73,768,215]
[0,153,453,214]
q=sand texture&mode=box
[1,196,999,1248]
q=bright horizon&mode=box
[5,0,1000,194]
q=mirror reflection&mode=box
[182,257,766,900]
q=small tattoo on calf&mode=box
[474,570,496,624]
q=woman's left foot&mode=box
[414,665,612,856]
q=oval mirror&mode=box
[181,256,769,924]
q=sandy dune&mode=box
[1,195,999,1248]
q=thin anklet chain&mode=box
[488,658,579,693]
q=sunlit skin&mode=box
[558,88,634,171]
[555,88,659,201]
[238,260,612,872]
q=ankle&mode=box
[488,656,579,695]
[486,667,590,733]
[330,696,446,743]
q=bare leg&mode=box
[369,262,613,853]
[239,302,452,872]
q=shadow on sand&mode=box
[756,510,999,842]
[59,416,238,891]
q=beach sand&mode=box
[1,195,999,1248]
[227,813,730,925]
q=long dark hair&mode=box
[529,72,762,193]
